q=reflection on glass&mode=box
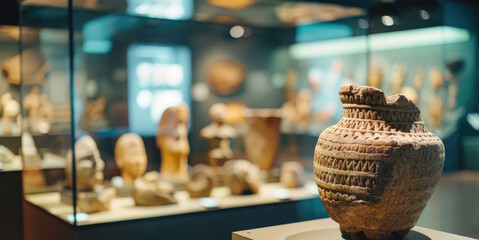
[127,0,194,20]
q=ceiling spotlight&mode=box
[358,19,369,29]
[420,10,430,20]
[230,25,245,38]
[381,15,394,26]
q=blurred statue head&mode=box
[114,133,147,186]
[65,135,104,191]
[209,103,227,123]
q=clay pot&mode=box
[243,109,282,171]
[314,84,444,240]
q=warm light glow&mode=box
[230,25,245,38]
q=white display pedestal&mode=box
[232,218,475,240]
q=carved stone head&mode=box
[65,135,104,191]
[114,133,147,186]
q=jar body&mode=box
[314,85,444,239]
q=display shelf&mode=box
[232,218,476,240]
[26,182,319,226]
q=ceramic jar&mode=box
[243,109,282,171]
[314,84,444,239]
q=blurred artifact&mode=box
[0,93,21,135]
[2,49,49,86]
[207,0,254,10]
[243,109,282,171]
[224,160,261,195]
[280,161,304,188]
[200,103,237,167]
[295,88,312,130]
[400,86,418,104]
[77,188,116,213]
[367,67,382,89]
[224,101,247,125]
[186,164,214,198]
[0,145,14,163]
[80,96,108,129]
[114,133,147,187]
[206,60,245,96]
[22,132,41,164]
[65,135,104,191]
[64,135,115,212]
[314,84,444,240]
[0,25,40,43]
[413,69,424,90]
[428,96,444,128]
[132,171,177,206]
[391,64,407,93]
[156,104,190,183]
[275,3,364,25]
[429,68,444,91]
[445,58,465,109]
[23,86,53,133]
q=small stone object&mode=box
[314,84,444,240]
[186,164,214,198]
[77,188,116,213]
[132,171,177,206]
[224,160,261,195]
[0,93,20,135]
[114,133,147,187]
[243,109,282,171]
[280,161,304,188]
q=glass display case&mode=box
[19,0,478,239]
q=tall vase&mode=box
[314,84,444,240]
[243,109,282,171]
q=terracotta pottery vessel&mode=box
[243,108,282,171]
[314,84,445,240]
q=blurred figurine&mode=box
[156,104,190,183]
[186,164,214,198]
[224,160,261,195]
[200,103,237,167]
[280,161,304,188]
[2,49,49,86]
[401,86,418,104]
[446,58,465,109]
[391,64,407,93]
[114,133,147,187]
[367,67,382,89]
[429,68,444,91]
[295,89,312,131]
[80,96,108,129]
[65,135,104,191]
[0,145,15,164]
[132,171,177,206]
[64,135,115,213]
[23,86,52,133]
[0,93,21,135]
[413,69,424,90]
[428,97,444,128]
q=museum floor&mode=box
[417,171,479,239]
